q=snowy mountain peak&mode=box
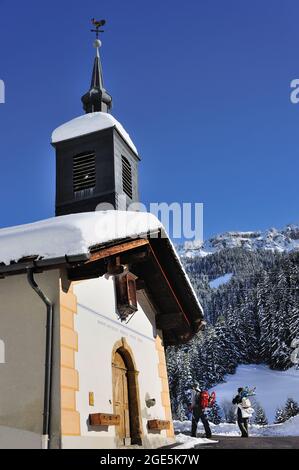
[179,223,299,258]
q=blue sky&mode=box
[0,0,298,240]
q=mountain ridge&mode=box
[178,223,299,258]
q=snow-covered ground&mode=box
[174,415,299,437]
[211,364,299,423]
[174,434,218,448]
[209,273,233,289]
[172,364,299,445]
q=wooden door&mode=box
[112,351,130,444]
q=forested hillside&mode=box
[167,228,299,419]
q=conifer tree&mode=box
[207,401,223,425]
[283,398,299,420]
[254,403,268,426]
[274,407,287,424]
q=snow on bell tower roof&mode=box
[51,111,138,155]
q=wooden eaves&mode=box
[67,232,204,346]
[0,232,204,346]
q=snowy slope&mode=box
[211,364,299,423]
[179,224,299,258]
[209,273,233,289]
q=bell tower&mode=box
[52,20,140,216]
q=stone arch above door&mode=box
[111,337,138,372]
[111,338,143,445]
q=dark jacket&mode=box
[232,394,242,405]
[192,389,203,410]
[232,394,243,420]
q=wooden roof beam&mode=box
[87,239,149,263]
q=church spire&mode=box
[81,19,112,114]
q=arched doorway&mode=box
[112,339,142,446]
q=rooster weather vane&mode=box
[91,18,106,39]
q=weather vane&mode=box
[91,18,106,39]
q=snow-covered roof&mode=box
[51,112,138,155]
[0,210,204,340]
[0,211,161,265]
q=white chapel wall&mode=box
[70,275,171,449]
[0,270,61,448]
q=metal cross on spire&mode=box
[91,18,106,39]
[81,18,112,114]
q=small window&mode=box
[73,152,96,193]
[121,156,133,199]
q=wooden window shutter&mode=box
[121,156,133,199]
[115,272,138,320]
[73,152,96,194]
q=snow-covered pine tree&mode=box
[287,256,299,353]
[226,300,248,364]
[254,402,268,426]
[269,268,293,370]
[166,345,181,417]
[199,325,218,387]
[240,291,260,363]
[212,316,238,377]
[207,401,223,424]
[274,407,287,424]
[283,398,299,420]
[170,346,194,419]
[257,271,273,364]
[176,401,188,422]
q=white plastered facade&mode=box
[62,275,175,449]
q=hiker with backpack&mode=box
[190,382,215,438]
[232,387,255,438]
